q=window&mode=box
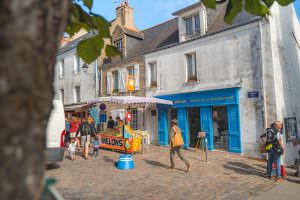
[112,71,119,93]
[130,109,138,130]
[74,55,81,74]
[74,86,80,103]
[149,62,157,87]
[59,60,65,78]
[186,53,197,82]
[194,15,200,33]
[127,67,134,78]
[185,17,193,35]
[115,40,122,51]
[60,89,64,103]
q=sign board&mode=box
[100,113,107,122]
[100,103,106,111]
[100,135,124,151]
[248,91,259,99]
[126,112,132,122]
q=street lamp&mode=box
[82,63,88,73]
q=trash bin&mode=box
[117,154,134,170]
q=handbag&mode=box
[172,127,184,147]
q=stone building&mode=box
[143,1,300,166]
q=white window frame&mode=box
[148,62,157,87]
[74,86,81,103]
[59,60,65,79]
[73,55,81,74]
[185,52,197,82]
[185,17,193,35]
[115,40,122,51]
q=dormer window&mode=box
[185,17,193,35]
[185,15,201,36]
[115,40,122,51]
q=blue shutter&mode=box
[177,108,189,148]
[200,107,213,150]
[227,105,241,153]
[158,109,168,146]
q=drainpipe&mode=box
[259,21,268,129]
[95,59,99,97]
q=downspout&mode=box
[95,59,99,97]
[259,21,268,129]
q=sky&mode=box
[90,0,300,31]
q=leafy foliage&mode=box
[77,36,104,64]
[202,0,295,24]
[105,45,121,57]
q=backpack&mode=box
[265,128,282,154]
[81,123,91,136]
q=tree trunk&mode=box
[0,1,70,199]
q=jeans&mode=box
[94,148,99,157]
[170,146,189,168]
[267,152,281,178]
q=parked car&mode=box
[46,99,65,163]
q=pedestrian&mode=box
[261,120,285,183]
[76,117,93,160]
[65,118,71,145]
[93,136,101,157]
[70,117,79,139]
[169,119,191,172]
[68,138,77,161]
[107,116,115,129]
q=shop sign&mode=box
[247,91,259,99]
[173,96,235,105]
[100,103,106,111]
[100,135,124,151]
[100,113,107,122]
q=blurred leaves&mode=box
[77,36,104,64]
[105,45,122,57]
[202,0,216,9]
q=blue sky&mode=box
[90,0,300,30]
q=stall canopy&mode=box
[87,96,173,105]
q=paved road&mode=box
[46,146,300,200]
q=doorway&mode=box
[188,107,200,147]
[212,106,228,150]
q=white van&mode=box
[46,100,65,163]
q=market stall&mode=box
[87,96,173,153]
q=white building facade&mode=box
[54,33,100,108]
[144,2,300,166]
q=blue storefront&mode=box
[157,88,242,153]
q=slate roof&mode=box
[57,32,95,56]
[122,27,144,39]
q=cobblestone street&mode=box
[46,146,300,200]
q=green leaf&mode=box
[105,45,121,57]
[91,15,111,38]
[245,0,270,17]
[77,36,104,64]
[276,0,294,6]
[263,0,275,7]
[224,0,243,24]
[202,0,216,9]
[83,0,93,10]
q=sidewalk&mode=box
[255,181,300,200]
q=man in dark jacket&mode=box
[107,116,115,129]
[76,117,94,159]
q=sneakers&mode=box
[187,163,191,172]
[276,178,285,183]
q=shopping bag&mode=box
[173,127,184,147]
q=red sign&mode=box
[126,112,132,122]
[99,134,135,153]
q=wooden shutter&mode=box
[107,72,111,95]
[134,64,140,90]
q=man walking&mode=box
[76,117,94,159]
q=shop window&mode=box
[185,53,197,82]
[74,55,81,74]
[59,60,65,79]
[130,109,138,130]
[149,62,157,87]
[112,71,119,93]
[74,86,80,103]
[212,107,228,150]
[115,40,122,52]
[284,117,298,142]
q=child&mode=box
[93,137,101,157]
[68,138,77,161]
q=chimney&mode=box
[116,0,137,31]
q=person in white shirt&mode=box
[68,138,77,161]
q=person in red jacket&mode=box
[70,118,79,138]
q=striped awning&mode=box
[87,96,173,105]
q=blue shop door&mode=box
[200,107,213,150]
[227,105,241,153]
[158,109,168,146]
[177,108,189,148]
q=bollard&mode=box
[117,154,134,170]
[205,138,208,162]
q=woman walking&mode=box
[169,119,191,172]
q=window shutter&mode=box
[134,64,140,90]
[107,72,111,95]
[192,53,196,76]
[118,70,126,92]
